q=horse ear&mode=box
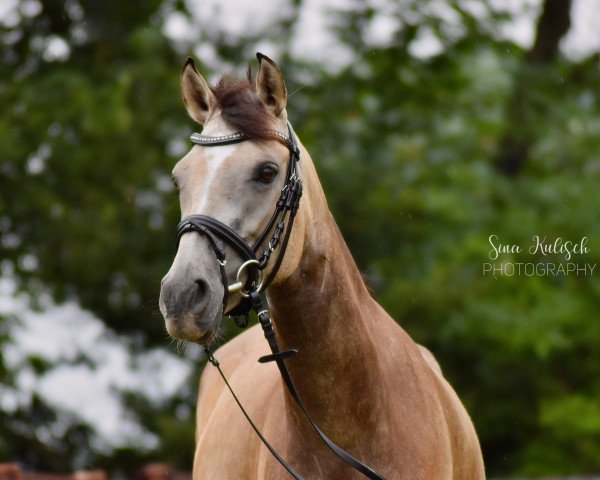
[256,53,287,117]
[181,57,215,125]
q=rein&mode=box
[174,122,387,480]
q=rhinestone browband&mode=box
[190,130,291,147]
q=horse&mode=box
[159,53,485,479]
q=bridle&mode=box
[175,122,302,325]
[173,122,387,480]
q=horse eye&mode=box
[171,175,179,190]
[257,165,278,184]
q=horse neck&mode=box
[266,148,386,441]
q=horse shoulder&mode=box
[414,344,485,479]
[194,325,285,478]
[416,343,443,375]
[381,317,484,478]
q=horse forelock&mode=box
[211,74,280,143]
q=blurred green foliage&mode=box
[1,0,599,476]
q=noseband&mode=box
[174,122,302,323]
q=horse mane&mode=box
[211,70,278,143]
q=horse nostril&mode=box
[195,279,207,298]
[189,279,209,315]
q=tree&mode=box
[494,0,574,176]
[0,0,184,342]
[1,0,197,471]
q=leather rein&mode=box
[174,122,387,480]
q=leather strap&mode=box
[190,132,247,146]
[190,129,294,150]
[175,220,231,307]
[259,189,301,291]
[177,215,256,262]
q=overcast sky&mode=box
[163,0,600,74]
[0,271,194,452]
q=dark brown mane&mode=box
[212,74,277,142]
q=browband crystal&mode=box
[190,130,292,147]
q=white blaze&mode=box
[195,143,238,213]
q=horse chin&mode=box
[164,306,223,346]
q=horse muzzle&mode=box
[159,267,223,343]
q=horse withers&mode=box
[159,53,485,479]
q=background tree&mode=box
[494,0,574,176]
[1,0,197,472]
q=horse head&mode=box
[159,54,305,344]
